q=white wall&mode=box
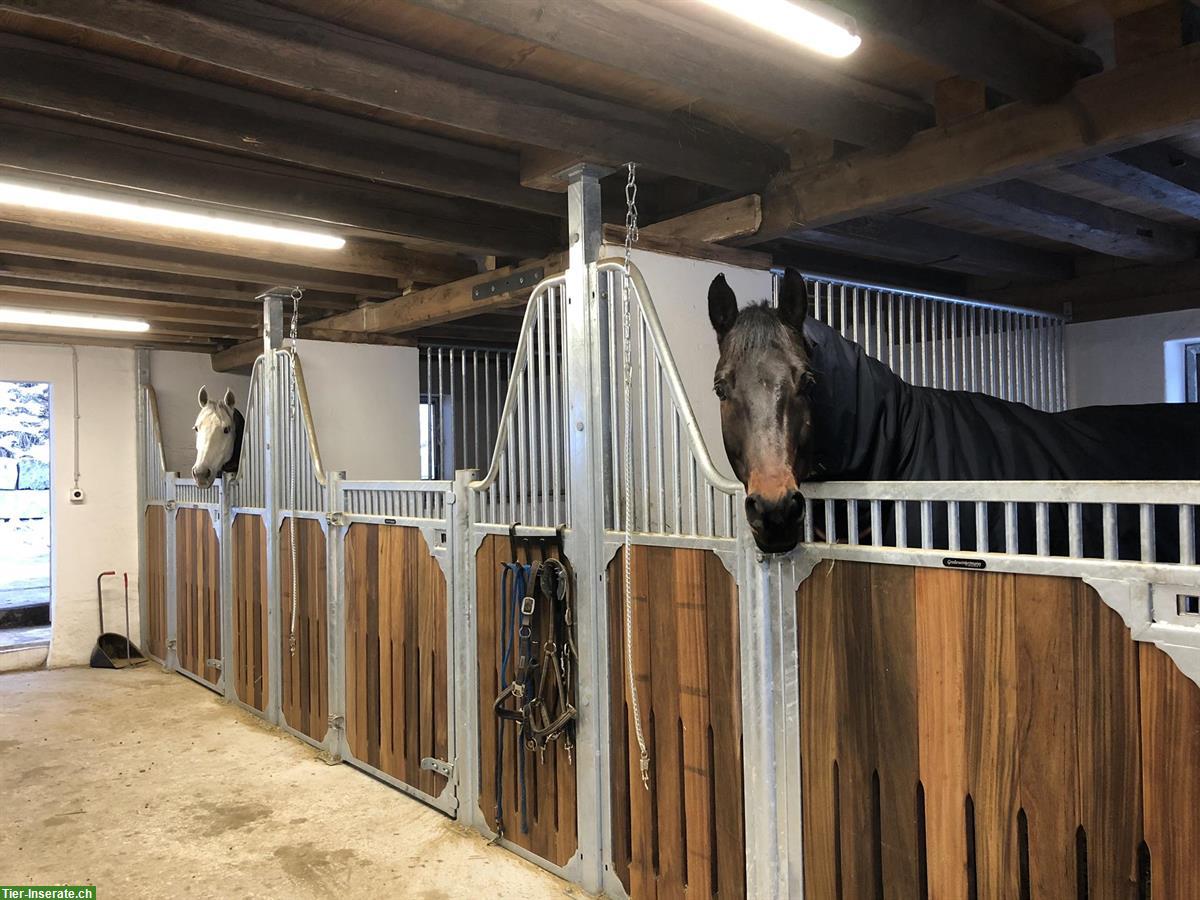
[1066,308,1200,407]
[150,350,252,474]
[618,248,774,481]
[294,339,421,481]
[0,342,140,668]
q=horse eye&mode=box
[714,381,729,401]
[223,426,230,434]
[193,426,198,432]
[799,371,816,391]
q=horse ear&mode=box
[777,268,808,331]
[197,385,209,407]
[708,274,738,340]
[222,388,237,409]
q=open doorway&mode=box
[0,380,51,655]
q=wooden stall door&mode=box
[175,507,221,688]
[279,517,328,743]
[143,505,168,663]
[796,562,1200,900]
[231,514,268,713]
[475,534,577,866]
[608,545,745,900]
[343,524,449,799]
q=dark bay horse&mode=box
[709,268,1200,555]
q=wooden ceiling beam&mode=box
[0,328,220,353]
[825,0,1100,101]
[753,42,1200,241]
[0,255,360,310]
[0,110,559,258]
[939,180,1197,262]
[1066,142,1200,221]
[642,196,763,244]
[403,0,927,148]
[784,215,1075,281]
[981,255,1200,314]
[0,35,560,217]
[0,0,781,191]
[0,222,408,295]
[0,288,260,327]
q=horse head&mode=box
[709,268,815,554]
[192,385,242,489]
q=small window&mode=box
[1187,342,1199,403]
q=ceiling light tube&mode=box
[697,0,861,58]
[0,307,151,333]
[0,179,346,250]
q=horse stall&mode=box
[129,170,1200,900]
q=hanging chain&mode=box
[287,287,302,656]
[621,162,651,791]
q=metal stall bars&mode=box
[419,345,517,479]
[806,275,1066,410]
[597,259,788,900]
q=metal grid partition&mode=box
[598,263,741,541]
[141,386,174,504]
[420,345,516,479]
[341,480,450,521]
[226,356,266,513]
[276,349,327,515]
[806,275,1066,411]
[468,280,569,528]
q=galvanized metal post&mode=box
[164,483,178,672]
[262,293,285,726]
[134,349,150,654]
[324,469,346,761]
[452,468,479,822]
[561,163,609,895]
[217,478,233,699]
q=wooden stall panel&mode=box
[475,534,577,867]
[175,507,221,688]
[796,564,1200,900]
[279,517,328,743]
[608,546,745,900]
[344,523,449,798]
[231,514,268,714]
[143,505,168,663]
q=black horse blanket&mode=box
[802,318,1200,559]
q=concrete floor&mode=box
[0,666,579,899]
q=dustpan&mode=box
[91,571,147,669]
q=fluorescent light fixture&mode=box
[697,0,861,58]
[0,307,150,333]
[0,179,345,250]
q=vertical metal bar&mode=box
[839,283,848,338]
[607,271,621,529]
[1102,503,1118,560]
[847,500,860,546]
[537,295,551,523]
[1035,502,1049,557]
[1180,505,1195,566]
[948,500,960,552]
[804,498,814,543]
[1004,501,1017,554]
[870,499,882,547]
[895,500,907,549]
[655,357,665,533]
[639,314,650,531]
[824,498,837,544]
[920,297,928,387]
[886,292,894,373]
[975,501,988,554]
[852,286,860,346]
[549,288,563,526]
[1140,503,1155,563]
[920,500,932,549]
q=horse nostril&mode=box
[745,495,765,521]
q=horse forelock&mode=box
[719,303,808,373]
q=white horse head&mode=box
[192,386,243,488]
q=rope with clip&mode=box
[622,162,652,791]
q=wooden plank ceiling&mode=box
[0,0,1195,366]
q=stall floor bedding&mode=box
[0,666,580,899]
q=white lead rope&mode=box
[287,287,302,656]
[622,162,651,791]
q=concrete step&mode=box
[0,587,50,628]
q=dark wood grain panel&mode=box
[231,514,268,713]
[175,506,221,687]
[1073,579,1142,900]
[1139,640,1200,899]
[798,564,1200,900]
[279,516,327,742]
[475,534,577,867]
[608,545,745,900]
[143,505,168,663]
[343,523,449,797]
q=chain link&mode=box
[287,287,302,656]
[621,163,651,792]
